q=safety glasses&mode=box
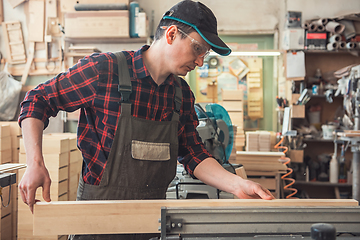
[177,28,210,58]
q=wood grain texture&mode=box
[33,199,358,236]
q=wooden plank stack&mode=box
[245,131,277,152]
[220,89,245,151]
[0,121,22,240]
[18,133,80,240]
[231,151,287,198]
[231,151,287,173]
[46,133,82,201]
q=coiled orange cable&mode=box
[274,136,298,199]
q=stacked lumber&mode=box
[18,134,74,240]
[0,121,22,240]
[231,151,287,173]
[47,133,82,201]
[220,89,245,151]
[245,131,259,151]
[245,131,277,152]
[258,131,271,152]
[231,151,287,197]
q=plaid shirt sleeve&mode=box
[19,53,103,128]
[177,79,213,177]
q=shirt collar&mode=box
[133,45,177,87]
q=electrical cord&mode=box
[274,136,298,199]
[0,185,12,208]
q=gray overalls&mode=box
[70,52,182,240]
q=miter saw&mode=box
[166,103,239,199]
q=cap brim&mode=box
[199,30,232,56]
[162,15,231,56]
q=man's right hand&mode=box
[18,159,52,213]
[19,118,51,213]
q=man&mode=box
[19,0,274,239]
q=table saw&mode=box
[160,205,360,239]
[33,199,360,240]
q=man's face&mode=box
[168,27,211,76]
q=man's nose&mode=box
[195,55,205,67]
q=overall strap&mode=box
[172,76,183,122]
[114,51,132,104]
[173,76,182,114]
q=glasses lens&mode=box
[191,42,209,57]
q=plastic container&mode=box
[321,125,336,139]
[129,1,140,38]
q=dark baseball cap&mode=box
[162,0,232,56]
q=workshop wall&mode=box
[1,0,359,67]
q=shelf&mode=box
[303,138,334,143]
[308,94,342,98]
[304,49,360,56]
[64,37,148,44]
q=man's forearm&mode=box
[193,157,241,195]
[21,118,45,166]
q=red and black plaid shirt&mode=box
[19,45,212,185]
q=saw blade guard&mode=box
[195,103,234,163]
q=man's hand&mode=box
[194,157,275,200]
[20,117,51,213]
[233,179,275,200]
[19,160,52,213]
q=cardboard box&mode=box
[288,149,304,163]
[291,105,305,118]
[305,31,327,50]
[65,11,129,38]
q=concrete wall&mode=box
[2,0,359,61]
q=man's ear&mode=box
[165,25,177,44]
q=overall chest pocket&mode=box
[131,140,170,161]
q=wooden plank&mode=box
[0,125,11,138]
[33,199,359,236]
[0,121,22,136]
[0,136,12,151]
[20,136,70,154]
[0,149,12,164]
[0,163,26,173]
[28,0,45,42]
[221,89,243,101]
[21,41,35,85]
